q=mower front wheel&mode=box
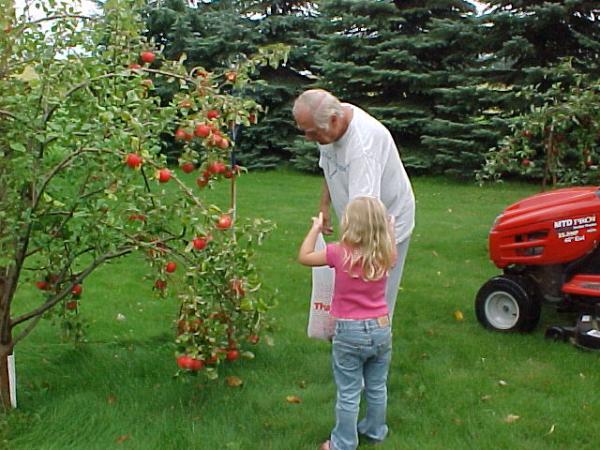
[475,275,541,332]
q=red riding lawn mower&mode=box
[476,186,600,349]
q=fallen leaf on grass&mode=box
[480,395,492,402]
[498,380,508,387]
[107,394,117,405]
[432,250,438,257]
[453,310,464,321]
[225,376,243,387]
[241,350,255,360]
[286,395,302,404]
[13,65,40,82]
[503,414,520,424]
[115,435,130,444]
[546,424,555,435]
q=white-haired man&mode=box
[293,88,415,320]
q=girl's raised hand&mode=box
[312,212,324,231]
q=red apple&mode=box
[196,176,209,189]
[208,161,226,175]
[207,109,220,120]
[175,128,193,142]
[128,214,146,222]
[194,123,211,138]
[226,349,240,362]
[35,280,50,291]
[188,358,203,371]
[157,168,171,183]
[176,355,203,371]
[210,133,223,147]
[71,284,83,297]
[165,261,177,273]
[66,300,78,311]
[192,236,208,250]
[247,334,259,345]
[218,138,230,150]
[205,354,218,365]
[181,162,195,173]
[521,158,531,167]
[141,79,153,89]
[128,63,142,70]
[140,51,156,64]
[154,279,167,290]
[175,128,187,141]
[176,355,192,370]
[125,153,143,169]
[216,214,233,230]
[178,319,203,334]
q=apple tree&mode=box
[0,0,288,409]
[477,61,600,188]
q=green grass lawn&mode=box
[3,170,600,450]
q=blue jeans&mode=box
[330,317,392,450]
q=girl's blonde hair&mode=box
[340,197,395,281]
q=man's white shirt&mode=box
[318,105,415,243]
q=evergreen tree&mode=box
[144,0,321,169]
[428,0,600,177]
[483,0,600,78]
[313,0,477,174]
[237,1,324,169]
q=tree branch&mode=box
[11,245,135,336]
[43,73,123,125]
[29,14,94,26]
[0,110,17,120]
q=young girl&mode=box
[298,196,397,450]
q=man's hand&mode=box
[387,215,395,235]
[320,209,334,235]
[320,181,334,235]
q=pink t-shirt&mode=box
[326,243,389,320]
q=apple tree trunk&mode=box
[0,276,15,410]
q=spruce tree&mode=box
[144,0,322,169]
[313,0,477,174]
[406,0,599,177]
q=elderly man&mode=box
[293,88,415,319]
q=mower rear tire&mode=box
[475,275,541,332]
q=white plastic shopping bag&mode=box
[307,233,335,340]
